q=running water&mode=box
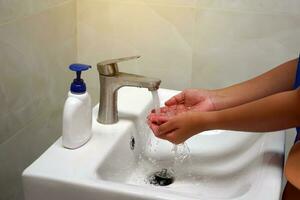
[171,143,191,164]
[151,91,160,114]
[149,91,192,177]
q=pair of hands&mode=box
[147,89,216,144]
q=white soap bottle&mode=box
[62,63,92,149]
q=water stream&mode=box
[151,91,160,115]
[149,91,191,181]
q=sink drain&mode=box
[148,169,174,186]
[130,136,135,150]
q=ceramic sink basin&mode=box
[22,87,285,200]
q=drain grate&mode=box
[148,169,174,186]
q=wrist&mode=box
[208,89,229,111]
[193,111,219,132]
[212,87,245,110]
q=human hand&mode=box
[148,111,209,144]
[147,89,216,143]
[163,89,216,112]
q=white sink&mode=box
[22,87,285,200]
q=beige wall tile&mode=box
[86,0,198,7]
[78,0,196,104]
[0,1,76,200]
[0,0,76,144]
[192,9,300,89]
[0,0,74,25]
[31,0,74,14]
[197,0,300,14]
[0,0,31,24]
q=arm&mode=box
[161,59,298,114]
[211,89,300,132]
[155,88,300,144]
[212,59,298,110]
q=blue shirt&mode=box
[294,56,300,143]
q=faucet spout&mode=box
[116,72,161,91]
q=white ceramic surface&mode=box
[22,87,285,200]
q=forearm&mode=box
[205,89,300,132]
[212,59,298,110]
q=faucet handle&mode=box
[97,56,141,76]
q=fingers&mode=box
[151,106,170,114]
[148,116,186,144]
[147,114,176,136]
[148,114,169,125]
[165,92,185,106]
[148,121,160,136]
[158,120,177,135]
[151,105,181,115]
[157,130,183,145]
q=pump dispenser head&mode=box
[69,63,91,94]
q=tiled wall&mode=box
[77,0,196,102]
[78,0,300,103]
[193,1,300,89]
[0,0,77,200]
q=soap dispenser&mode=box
[62,63,92,149]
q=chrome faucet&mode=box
[97,56,161,124]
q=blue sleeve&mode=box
[294,55,300,143]
[293,56,300,89]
